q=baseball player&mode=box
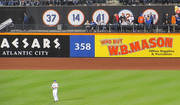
[51,80,59,102]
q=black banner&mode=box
[28,6,174,29]
[0,6,175,29]
[0,35,70,57]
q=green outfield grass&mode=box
[0,70,180,105]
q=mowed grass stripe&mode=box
[0,70,180,105]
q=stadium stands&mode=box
[0,0,180,6]
[0,0,106,6]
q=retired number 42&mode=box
[75,43,91,50]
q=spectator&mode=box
[134,0,139,5]
[165,0,169,5]
[45,0,49,5]
[0,0,2,6]
[96,19,101,32]
[120,0,125,5]
[56,0,61,5]
[128,14,134,25]
[127,14,134,32]
[14,0,19,5]
[124,0,128,5]
[175,14,180,32]
[162,0,169,5]
[78,0,83,5]
[49,0,53,6]
[86,0,92,5]
[96,19,101,25]
[34,0,39,5]
[119,13,126,23]
[67,0,72,5]
[25,0,30,6]
[23,0,26,5]
[121,20,127,32]
[146,16,151,32]
[149,12,153,25]
[162,0,165,5]
[22,13,28,31]
[163,20,170,33]
[8,0,15,6]
[39,0,44,5]
[84,20,90,32]
[150,12,156,31]
[43,0,49,6]
[121,0,124,5]
[116,13,119,23]
[20,0,24,5]
[163,13,170,25]
[101,21,106,32]
[138,13,144,31]
[72,0,78,5]
[54,0,57,5]
[148,0,150,5]
[2,0,8,5]
[128,0,133,5]
[62,0,67,5]
[171,14,176,32]
[113,13,119,32]
[143,0,147,5]
[90,20,96,32]
[143,0,150,5]
[30,0,34,6]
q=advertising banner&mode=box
[95,34,180,57]
[1,33,180,58]
[0,35,70,57]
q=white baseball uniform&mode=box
[52,82,59,101]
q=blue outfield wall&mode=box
[70,35,95,57]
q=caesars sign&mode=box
[0,35,70,57]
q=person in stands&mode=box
[138,13,144,31]
[119,13,126,24]
[113,13,119,32]
[90,20,96,32]
[175,14,180,32]
[171,13,176,32]
[84,20,91,32]
[163,13,170,25]
[163,20,170,33]
[146,16,151,32]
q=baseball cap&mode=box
[54,80,56,82]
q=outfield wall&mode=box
[0,33,179,57]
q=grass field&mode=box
[0,70,180,105]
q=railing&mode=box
[2,24,180,33]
